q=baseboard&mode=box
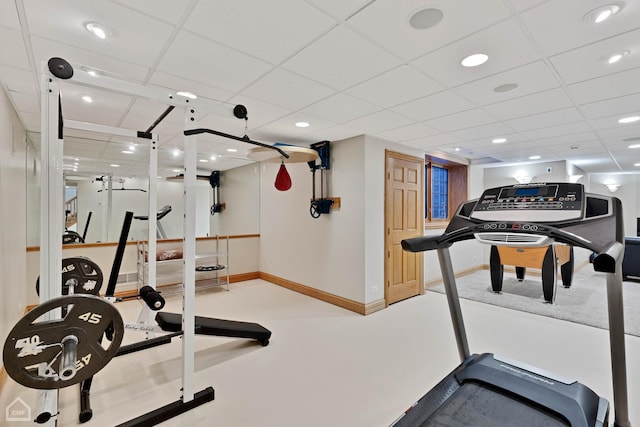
[0,365,7,397]
[259,272,369,315]
[364,299,386,315]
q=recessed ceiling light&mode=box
[409,8,444,30]
[583,4,622,24]
[110,164,120,167]
[199,159,208,163]
[529,155,541,160]
[226,148,238,153]
[628,144,640,148]
[176,91,197,99]
[210,155,217,161]
[454,147,461,151]
[635,162,640,166]
[618,115,640,124]
[494,83,518,93]
[87,70,98,77]
[129,144,136,151]
[81,95,93,103]
[295,122,310,128]
[84,22,115,39]
[492,138,507,144]
[172,149,181,156]
[607,50,630,64]
[172,169,181,173]
[461,53,488,67]
[122,150,133,154]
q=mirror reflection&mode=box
[26,132,259,247]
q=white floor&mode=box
[2,279,639,426]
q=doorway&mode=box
[385,151,424,305]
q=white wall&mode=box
[589,173,639,237]
[0,87,28,370]
[210,163,260,235]
[259,135,429,305]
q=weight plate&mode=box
[63,230,84,244]
[3,295,123,389]
[36,257,104,296]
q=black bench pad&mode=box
[155,311,271,345]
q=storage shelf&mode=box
[137,236,229,292]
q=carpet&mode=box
[429,267,640,337]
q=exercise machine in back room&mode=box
[396,182,630,427]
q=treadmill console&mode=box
[470,183,584,222]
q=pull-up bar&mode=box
[184,128,290,159]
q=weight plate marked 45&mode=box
[2,294,123,389]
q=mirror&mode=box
[26,131,260,246]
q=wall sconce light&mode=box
[569,174,583,183]
[514,175,533,184]
[605,183,620,193]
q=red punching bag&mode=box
[275,161,292,191]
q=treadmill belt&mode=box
[422,382,568,427]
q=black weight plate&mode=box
[3,295,123,389]
[62,257,103,295]
[36,257,103,296]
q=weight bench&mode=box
[155,312,271,346]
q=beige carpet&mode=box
[429,267,640,337]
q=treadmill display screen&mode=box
[499,185,557,199]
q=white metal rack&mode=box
[136,236,229,293]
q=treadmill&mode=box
[394,183,630,427]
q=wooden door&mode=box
[385,151,424,305]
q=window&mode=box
[425,157,467,226]
[430,165,448,219]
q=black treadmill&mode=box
[395,183,631,427]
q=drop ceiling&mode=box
[1,0,640,178]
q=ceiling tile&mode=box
[518,0,640,56]
[111,0,193,25]
[23,0,175,66]
[506,0,548,13]
[345,65,444,108]
[293,124,363,144]
[484,88,574,121]
[410,19,541,87]
[282,25,401,90]
[242,68,336,110]
[400,132,463,149]
[0,1,20,29]
[148,71,235,104]
[550,27,640,85]
[425,108,498,133]
[58,83,134,127]
[157,31,273,93]
[454,60,560,106]
[380,122,440,142]
[589,115,640,131]
[580,92,640,120]
[451,122,516,141]
[522,121,592,140]
[506,107,583,132]
[306,0,373,20]
[300,93,381,123]
[31,37,151,83]
[0,64,37,96]
[392,90,475,121]
[228,94,292,129]
[185,0,337,64]
[0,27,31,70]
[566,67,640,105]
[344,110,414,134]
[252,112,336,143]
[347,0,511,61]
